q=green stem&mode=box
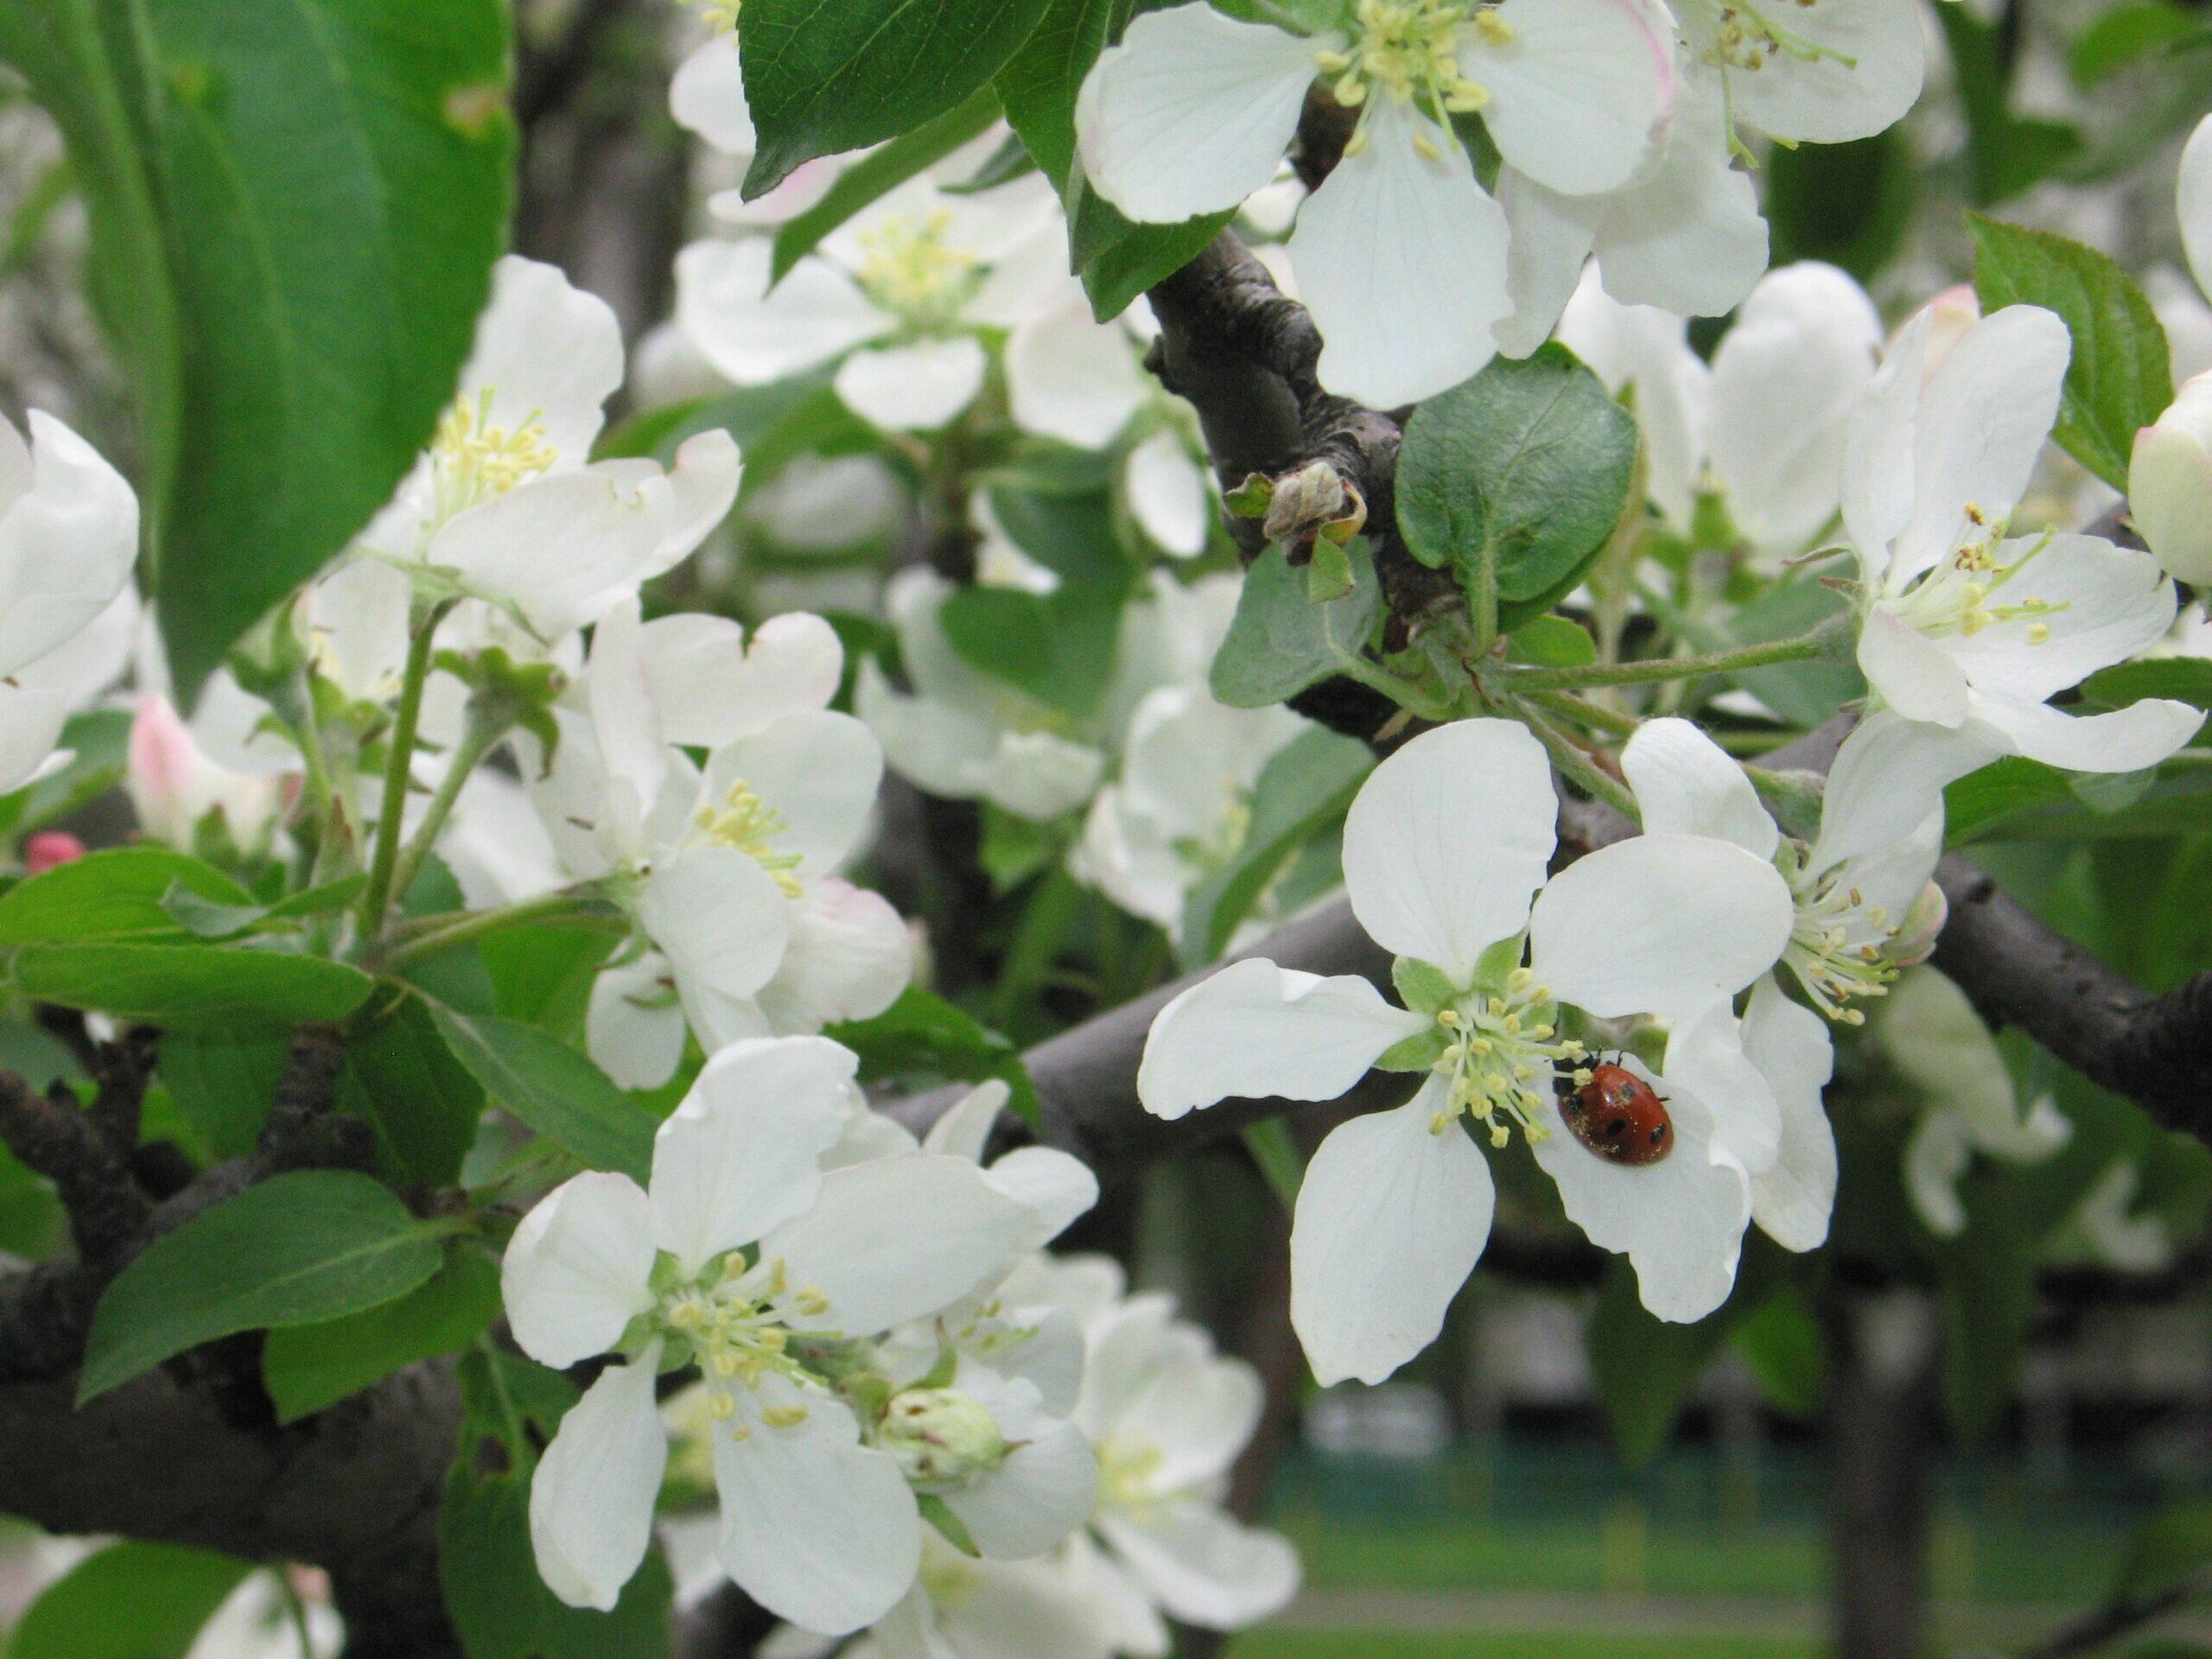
[1527,689,1642,738]
[1242,1120,1305,1210]
[377,887,619,972]
[1516,701,1642,823]
[1502,623,1841,693]
[1336,653,1461,723]
[1468,537,1500,662]
[384,709,515,922]
[359,601,450,932]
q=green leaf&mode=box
[1969,213,2173,490]
[160,872,369,941]
[1732,1284,1827,1419]
[80,1169,450,1401]
[1072,196,1234,321]
[828,986,1042,1128]
[0,848,255,945]
[940,585,1126,718]
[988,484,1136,590]
[343,992,486,1186]
[0,0,518,696]
[770,84,1000,280]
[159,1030,291,1161]
[1723,575,1863,729]
[1397,345,1637,609]
[996,0,1120,187]
[12,941,376,1027]
[1937,5,2083,205]
[1765,129,1917,284]
[1179,727,1371,966]
[264,1247,498,1422]
[1506,614,1599,668]
[10,1541,251,1659]
[1391,957,1459,1016]
[739,0,1050,197]
[0,708,131,840]
[2082,657,2212,713]
[2070,0,2202,85]
[427,1003,658,1183]
[1210,540,1384,709]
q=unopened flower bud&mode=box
[878,1388,1009,1493]
[2129,372,2212,585]
[1881,880,1949,969]
[22,832,86,876]
[1262,462,1364,562]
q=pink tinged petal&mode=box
[1743,977,1837,1252]
[1966,691,2204,773]
[588,952,688,1092]
[1841,308,1929,578]
[1698,0,1924,144]
[714,1381,921,1635]
[761,1154,1035,1335]
[1341,717,1555,986]
[757,880,912,1034]
[1135,958,1429,1121]
[650,1036,857,1275]
[943,1420,1099,1560]
[1809,709,2001,874]
[1529,833,1795,1025]
[1290,100,1513,407]
[1094,1506,1301,1630]
[2183,115,2212,307]
[1619,716,1777,859]
[1467,0,1670,196]
[1492,168,1597,358]
[2131,391,2212,585]
[1007,301,1149,448]
[1075,3,1320,223]
[463,257,626,463]
[1858,605,1970,726]
[529,1351,669,1611]
[1530,1054,1751,1322]
[1891,305,2073,584]
[500,1171,657,1368]
[1288,1080,1497,1387]
[0,412,139,681]
[639,843,795,1005]
[1663,1001,1781,1175]
[676,239,887,387]
[1126,434,1213,557]
[1946,535,2178,704]
[1119,1353,1264,1491]
[836,340,988,432]
[670,34,756,158]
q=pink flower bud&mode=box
[22,831,86,875]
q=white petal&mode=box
[1841,308,1929,577]
[1552,269,1711,524]
[461,257,625,465]
[707,709,883,876]
[1693,0,1923,144]
[1341,718,1555,986]
[1891,305,2071,584]
[1075,3,1319,223]
[985,1148,1101,1249]
[501,1171,657,1369]
[1289,1079,1496,1386]
[640,842,794,1007]
[1290,99,1512,407]
[1492,168,1598,358]
[650,1036,856,1275]
[530,1351,669,1612]
[1096,1506,1300,1630]
[1859,605,1971,726]
[0,412,139,681]
[1946,535,2177,704]
[638,611,839,750]
[856,658,1004,801]
[757,880,912,1034]
[1742,977,1838,1251]
[763,1154,1034,1334]
[677,238,887,387]
[650,429,745,573]
[1465,0,1670,196]
[587,594,669,816]
[1619,716,1777,859]
[1118,1351,1263,1491]
[428,469,670,639]
[1007,301,1148,448]
[1663,1001,1781,1176]
[0,684,71,795]
[1904,1109,1971,1238]
[671,34,756,158]
[1530,833,1795,1024]
[588,951,689,1091]
[715,1380,921,1635]
[1531,1055,1751,1321]
[1586,72,1767,317]
[836,340,988,432]
[1967,692,2203,772]
[983,734,1107,819]
[1878,968,2050,1157]
[1126,435,1212,557]
[925,1080,1007,1163]
[2183,115,2212,306]
[1135,957,1428,1121]
[1809,709,2001,874]
[944,1418,1098,1560]
[934,1555,1116,1659]
[2130,392,2212,584]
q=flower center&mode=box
[659,1255,836,1440]
[855,211,983,329]
[695,779,804,896]
[877,1388,1013,1492]
[1429,966,1586,1147]
[1884,516,2067,644]
[684,0,740,29]
[1096,1438,1167,1517]
[430,390,557,524]
[1316,1,1497,158]
[1776,841,1892,1025]
[1704,0,1854,73]
[1174,786,1255,877]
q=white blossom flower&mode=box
[1077,0,1674,405]
[2181,112,2212,313]
[2129,370,2212,585]
[1841,302,2203,773]
[1070,687,1309,938]
[505,1037,1037,1631]
[0,410,138,793]
[126,695,285,855]
[363,256,741,641]
[676,175,1060,432]
[1880,968,2070,1238]
[1674,0,1923,148]
[2063,1161,2174,1273]
[1140,718,1794,1378]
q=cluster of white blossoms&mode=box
[506,1058,1296,1646]
[1077,0,1924,404]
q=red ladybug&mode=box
[1560,1061,1674,1166]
